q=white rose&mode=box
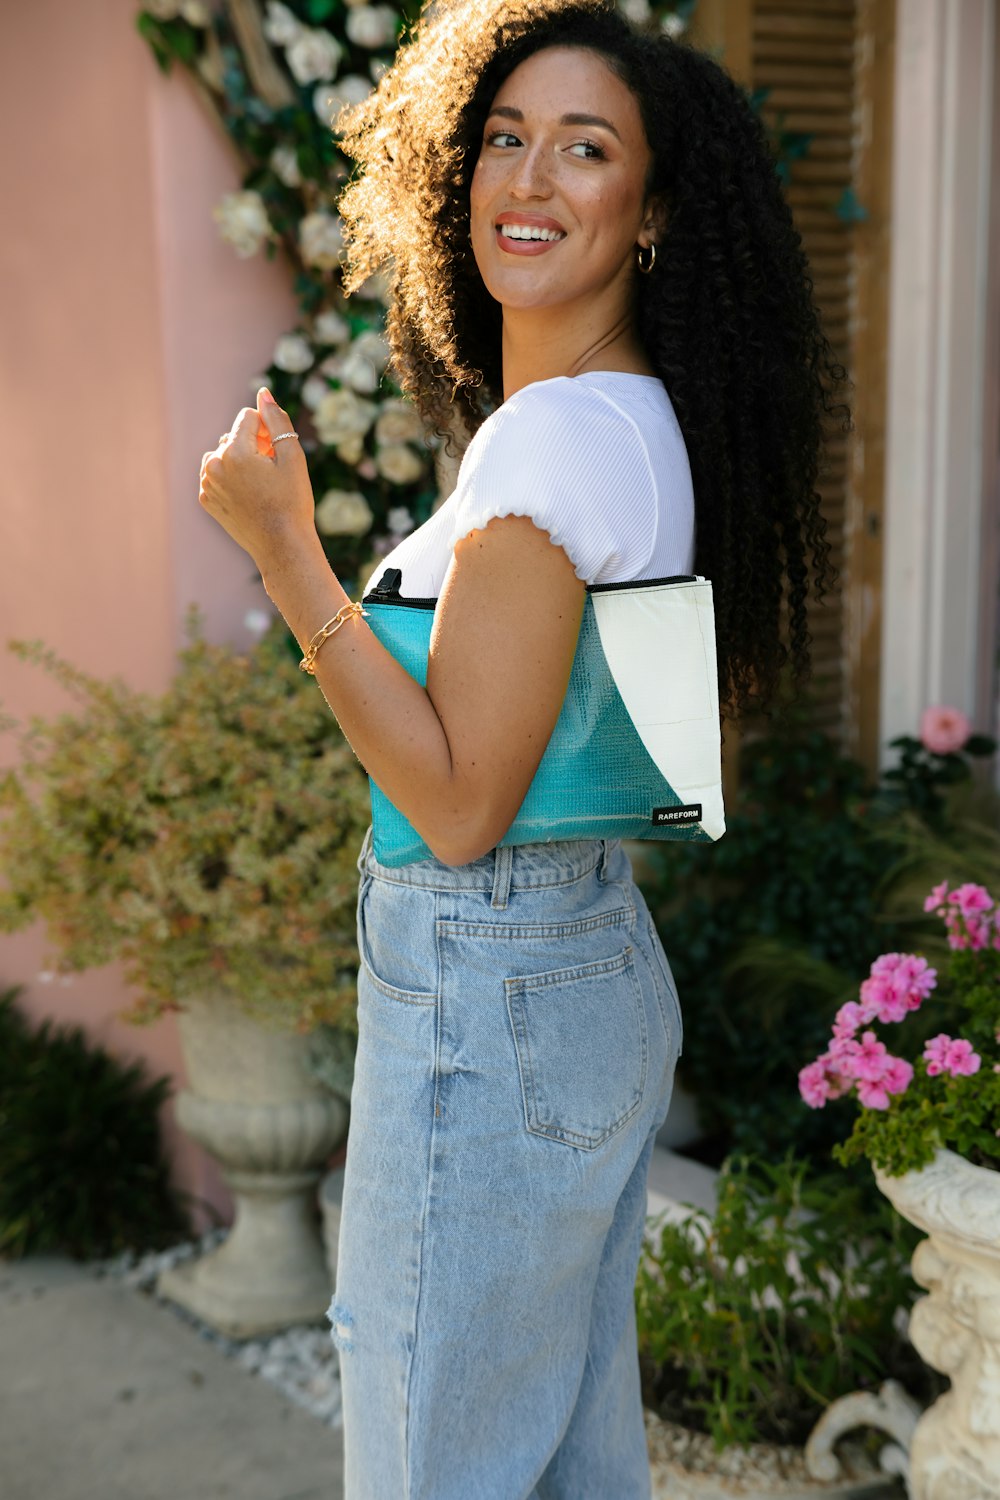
[375,400,424,448]
[272,332,314,374]
[376,443,424,485]
[244,608,274,636]
[339,329,389,392]
[356,266,393,304]
[313,388,377,445]
[263,0,301,46]
[315,489,374,536]
[301,374,332,410]
[269,143,301,187]
[299,211,345,269]
[345,5,398,50]
[145,0,181,18]
[387,506,415,536]
[313,74,372,128]
[313,307,351,345]
[662,11,687,37]
[336,434,365,465]
[213,190,272,259]
[286,27,343,86]
[369,57,389,84]
[180,0,211,24]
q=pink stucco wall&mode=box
[0,0,298,1229]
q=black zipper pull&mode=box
[373,568,403,598]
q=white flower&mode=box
[301,374,332,410]
[369,57,389,84]
[272,332,314,374]
[617,0,651,21]
[299,211,345,269]
[662,10,687,37]
[313,307,351,345]
[263,1,301,46]
[180,0,211,24]
[269,143,301,188]
[244,608,273,636]
[376,443,424,485]
[213,190,272,259]
[313,73,372,128]
[313,388,377,445]
[144,0,181,18]
[345,5,398,50]
[375,400,424,448]
[286,28,343,86]
[336,434,365,465]
[197,47,226,91]
[314,489,374,536]
[387,506,415,536]
[356,266,393,304]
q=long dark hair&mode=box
[338,0,850,720]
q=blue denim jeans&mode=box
[329,829,683,1500]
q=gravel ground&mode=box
[95,1231,343,1431]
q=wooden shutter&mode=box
[690,0,895,769]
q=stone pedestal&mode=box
[876,1149,1000,1500]
[158,995,348,1338]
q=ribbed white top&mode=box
[365,371,696,596]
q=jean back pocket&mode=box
[505,947,647,1151]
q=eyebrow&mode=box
[487,105,622,142]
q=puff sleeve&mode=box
[450,377,659,586]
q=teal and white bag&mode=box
[361,567,726,867]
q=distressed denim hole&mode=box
[328,1299,354,1354]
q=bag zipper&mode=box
[363,567,703,609]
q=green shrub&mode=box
[636,1155,941,1450]
[0,989,190,1259]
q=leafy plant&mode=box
[801,883,1000,1177]
[636,1154,940,1450]
[0,618,371,1031]
[0,988,190,1259]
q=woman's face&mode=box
[469,46,656,315]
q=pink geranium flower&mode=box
[859,953,936,1023]
[919,705,971,755]
[949,883,994,918]
[924,880,950,914]
[924,1033,982,1077]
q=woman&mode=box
[199,1,848,1494]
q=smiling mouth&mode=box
[497,223,566,242]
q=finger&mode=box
[256,387,304,465]
[230,406,260,451]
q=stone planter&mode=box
[875,1148,1000,1500]
[157,994,348,1338]
[645,1403,903,1500]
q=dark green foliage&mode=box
[636,1155,943,1450]
[636,707,996,1166]
[0,989,190,1260]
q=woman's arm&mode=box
[200,394,585,866]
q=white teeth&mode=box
[499,224,564,242]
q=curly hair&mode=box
[337,0,850,721]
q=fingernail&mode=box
[260,387,276,405]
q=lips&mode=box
[494,210,566,256]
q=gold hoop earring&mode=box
[636,242,656,274]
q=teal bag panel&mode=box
[363,596,711,868]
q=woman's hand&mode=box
[199,388,318,570]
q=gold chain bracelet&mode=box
[298,601,368,675]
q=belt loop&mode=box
[356,824,373,876]
[598,839,612,882]
[491,844,514,909]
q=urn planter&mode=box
[645,1401,905,1500]
[875,1148,1000,1500]
[157,994,348,1338]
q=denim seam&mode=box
[436,907,634,942]
[362,855,604,894]
[358,957,437,1007]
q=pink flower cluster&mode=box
[799,939,982,1113]
[923,1034,981,1078]
[924,880,1000,952]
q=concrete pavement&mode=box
[0,1256,344,1500]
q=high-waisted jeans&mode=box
[329,829,683,1500]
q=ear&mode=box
[639,193,669,248]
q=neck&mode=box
[500,298,654,401]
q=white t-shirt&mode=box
[364,370,696,597]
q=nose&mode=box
[508,143,552,201]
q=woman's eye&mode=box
[486,131,522,148]
[567,139,606,160]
